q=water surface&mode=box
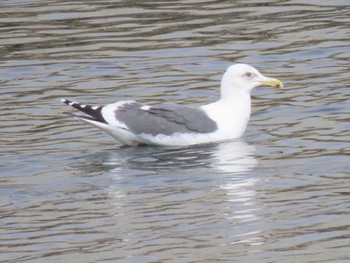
[1,1,350,262]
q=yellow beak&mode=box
[260,77,284,89]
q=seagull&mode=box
[61,64,283,147]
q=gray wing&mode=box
[115,102,217,136]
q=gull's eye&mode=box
[244,72,254,78]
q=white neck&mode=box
[201,88,251,139]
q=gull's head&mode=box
[221,64,283,96]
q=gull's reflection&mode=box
[112,140,260,244]
[210,140,257,173]
[99,139,257,174]
[76,140,262,248]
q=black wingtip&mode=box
[61,98,107,124]
[61,98,77,106]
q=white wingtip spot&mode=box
[68,102,75,106]
[80,104,87,108]
[92,106,99,110]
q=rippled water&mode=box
[1,1,350,262]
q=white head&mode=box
[220,63,283,98]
